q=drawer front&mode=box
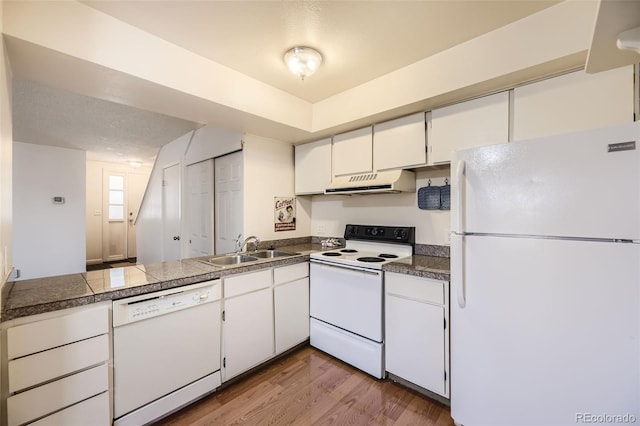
[29,391,110,426]
[385,273,444,305]
[7,364,109,426]
[224,269,272,298]
[274,262,309,285]
[7,305,109,359]
[9,334,109,393]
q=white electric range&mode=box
[309,224,415,378]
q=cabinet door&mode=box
[275,278,309,354]
[295,138,332,195]
[374,112,426,171]
[429,91,509,164]
[512,66,634,141]
[223,287,274,380]
[385,295,446,397]
[332,127,373,176]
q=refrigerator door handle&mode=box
[453,233,466,308]
[455,160,466,234]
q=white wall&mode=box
[311,169,451,246]
[13,142,86,279]
[86,160,152,264]
[185,125,242,166]
[1,2,14,290]
[243,134,311,241]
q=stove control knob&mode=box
[370,228,378,236]
[394,228,407,239]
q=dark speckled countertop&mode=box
[1,242,450,322]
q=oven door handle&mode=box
[310,259,383,276]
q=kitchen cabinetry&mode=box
[222,269,274,380]
[512,67,634,141]
[373,112,427,170]
[428,91,509,165]
[274,262,309,354]
[3,303,111,426]
[332,127,373,177]
[385,273,449,398]
[295,138,332,195]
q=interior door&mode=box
[214,151,243,254]
[186,159,214,258]
[102,171,127,262]
[162,163,182,261]
[126,172,149,259]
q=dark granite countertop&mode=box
[383,255,451,281]
[1,242,449,322]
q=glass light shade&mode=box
[284,46,323,80]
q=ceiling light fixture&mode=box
[284,46,323,81]
[128,160,142,169]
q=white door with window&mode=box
[186,159,214,258]
[215,152,243,254]
[163,163,182,261]
[103,172,127,262]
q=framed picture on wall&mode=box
[274,197,296,231]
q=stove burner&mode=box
[378,253,399,259]
[357,257,385,263]
[322,252,342,257]
[340,249,358,253]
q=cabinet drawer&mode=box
[385,273,444,305]
[7,364,109,426]
[29,391,110,426]
[224,269,272,298]
[274,262,309,285]
[7,305,109,359]
[9,334,109,393]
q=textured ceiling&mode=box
[12,79,200,165]
[11,0,560,165]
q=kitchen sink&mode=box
[206,255,258,266]
[250,250,295,258]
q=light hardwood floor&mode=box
[155,345,455,426]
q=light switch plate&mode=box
[444,230,452,245]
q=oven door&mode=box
[310,260,383,342]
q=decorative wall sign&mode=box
[274,197,296,231]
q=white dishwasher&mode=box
[112,280,222,426]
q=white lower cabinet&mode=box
[222,269,274,380]
[274,263,310,354]
[385,272,450,398]
[2,303,111,426]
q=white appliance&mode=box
[325,169,416,194]
[309,224,414,378]
[112,281,222,426]
[450,121,640,425]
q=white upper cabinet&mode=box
[295,138,332,195]
[332,127,373,177]
[373,112,427,171]
[428,91,509,164]
[512,66,634,141]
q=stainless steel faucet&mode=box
[236,235,260,252]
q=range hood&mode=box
[325,169,415,195]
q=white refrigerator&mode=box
[450,121,640,426]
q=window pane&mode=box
[109,190,124,205]
[109,205,124,220]
[109,175,124,190]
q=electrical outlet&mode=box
[444,229,452,245]
[316,224,326,235]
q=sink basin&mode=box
[251,250,296,259]
[207,255,258,266]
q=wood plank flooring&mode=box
[155,345,454,426]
